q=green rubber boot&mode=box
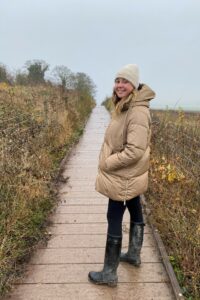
[88,235,122,287]
[120,222,145,266]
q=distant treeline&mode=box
[0,59,96,98]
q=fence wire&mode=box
[151,111,200,189]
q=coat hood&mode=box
[132,84,156,108]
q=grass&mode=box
[147,109,200,299]
[0,83,95,295]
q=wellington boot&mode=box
[88,235,122,287]
[120,223,144,267]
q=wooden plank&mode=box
[56,205,107,214]
[5,283,175,300]
[49,223,152,235]
[42,233,156,249]
[30,247,161,264]
[59,198,108,205]
[51,213,108,224]
[23,263,169,283]
[51,212,129,223]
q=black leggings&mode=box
[107,196,144,238]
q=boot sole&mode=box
[88,276,117,287]
[120,259,141,267]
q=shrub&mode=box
[0,84,95,295]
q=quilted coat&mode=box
[95,84,156,201]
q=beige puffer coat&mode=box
[95,84,155,201]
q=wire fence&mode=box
[149,110,200,299]
[151,110,200,188]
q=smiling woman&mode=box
[88,64,156,286]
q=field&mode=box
[0,83,95,295]
[148,109,200,299]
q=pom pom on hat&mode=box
[115,64,139,89]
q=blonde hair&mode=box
[112,90,137,115]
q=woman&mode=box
[88,64,156,286]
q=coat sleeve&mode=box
[104,110,150,171]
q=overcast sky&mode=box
[1,0,200,109]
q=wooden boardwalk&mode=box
[5,106,175,299]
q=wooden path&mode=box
[5,106,175,299]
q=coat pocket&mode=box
[99,142,112,171]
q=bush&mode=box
[0,84,95,295]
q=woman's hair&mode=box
[112,90,136,115]
[112,91,121,106]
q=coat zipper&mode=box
[123,179,129,203]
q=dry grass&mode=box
[0,83,95,295]
[147,109,200,299]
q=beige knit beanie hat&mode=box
[115,64,139,89]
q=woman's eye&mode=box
[115,78,128,84]
[122,79,128,84]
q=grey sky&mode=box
[1,0,200,109]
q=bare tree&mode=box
[74,72,96,98]
[52,65,74,89]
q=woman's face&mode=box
[114,78,134,99]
